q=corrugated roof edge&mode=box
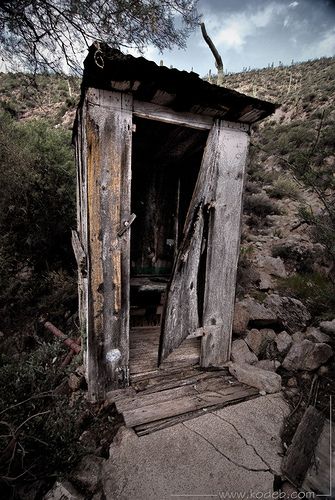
[80,43,278,125]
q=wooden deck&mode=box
[107,327,259,435]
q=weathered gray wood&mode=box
[71,229,86,272]
[281,406,326,487]
[133,100,213,130]
[116,376,235,413]
[302,419,334,494]
[201,124,249,366]
[134,390,258,436]
[159,121,249,367]
[159,125,218,363]
[122,384,258,427]
[134,369,229,395]
[84,88,132,400]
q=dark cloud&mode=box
[142,0,335,75]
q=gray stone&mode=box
[292,332,305,343]
[255,360,280,372]
[70,455,104,495]
[232,302,250,336]
[256,255,287,278]
[282,340,333,371]
[306,326,331,344]
[231,339,258,364]
[245,328,276,356]
[319,319,335,335]
[43,481,84,500]
[238,297,277,326]
[258,272,274,291]
[274,331,292,354]
[229,362,282,393]
[264,294,311,333]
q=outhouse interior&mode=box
[74,43,276,401]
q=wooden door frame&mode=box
[76,92,250,399]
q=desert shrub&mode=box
[0,111,77,324]
[267,176,301,200]
[244,193,281,217]
[0,342,89,493]
[278,272,335,319]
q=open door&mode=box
[159,120,249,367]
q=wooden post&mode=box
[78,88,132,401]
[201,122,249,367]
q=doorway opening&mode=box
[129,117,209,376]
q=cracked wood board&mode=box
[282,406,325,487]
[134,390,259,436]
[116,376,241,413]
[121,384,258,428]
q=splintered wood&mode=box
[108,327,259,435]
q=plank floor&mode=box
[107,327,259,435]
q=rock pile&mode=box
[230,294,334,394]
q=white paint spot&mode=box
[106,349,121,364]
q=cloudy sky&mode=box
[140,0,335,76]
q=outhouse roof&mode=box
[82,43,277,124]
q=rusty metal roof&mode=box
[82,43,277,124]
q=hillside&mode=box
[0,56,334,497]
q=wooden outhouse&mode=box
[73,43,275,402]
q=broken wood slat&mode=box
[201,124,249,367]
[135,369,230,395]
[281,406,325,488]
[116,376,237,413]
[85,88,132,400]
[106,386,137,404]
[302,419,333,494]
[133,100,214,130]
[158,124,219,363]
[122,384,258,428]
[135,390,258,436]
[130,367,202,389]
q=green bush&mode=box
[278,272,335,319]
[267,176,301,200]
[0,342,88,494]
[0,111,77,324]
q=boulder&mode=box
[256,255,287,278]
[319,319,335,335]
[306,326,331,344]
[264,294,311,333]
[43,481,84,500]
[245,328,276,356]
[292,332,305,343]
[274,331,292,354]
[238,297,277,327]
[231,339,258,365]
[229,362,282,394]
[255,360,280,372]
[69,455,104,495]
[282,340,333,371]
[232,302,250,336]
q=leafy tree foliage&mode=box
[0,111,77,321]
[0,0,200,72]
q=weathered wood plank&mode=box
[117,376,239,412]
[122,384,257,427]
[133,369,228,394]
[281,406,326,488]
[135,390,258,436]
[158,124,219,363]
[133,100,214,130]
[85,88,132,400]
[201,124,249,366]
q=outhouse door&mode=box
[159,121,249,368]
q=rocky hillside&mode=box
[0,56,334,496]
